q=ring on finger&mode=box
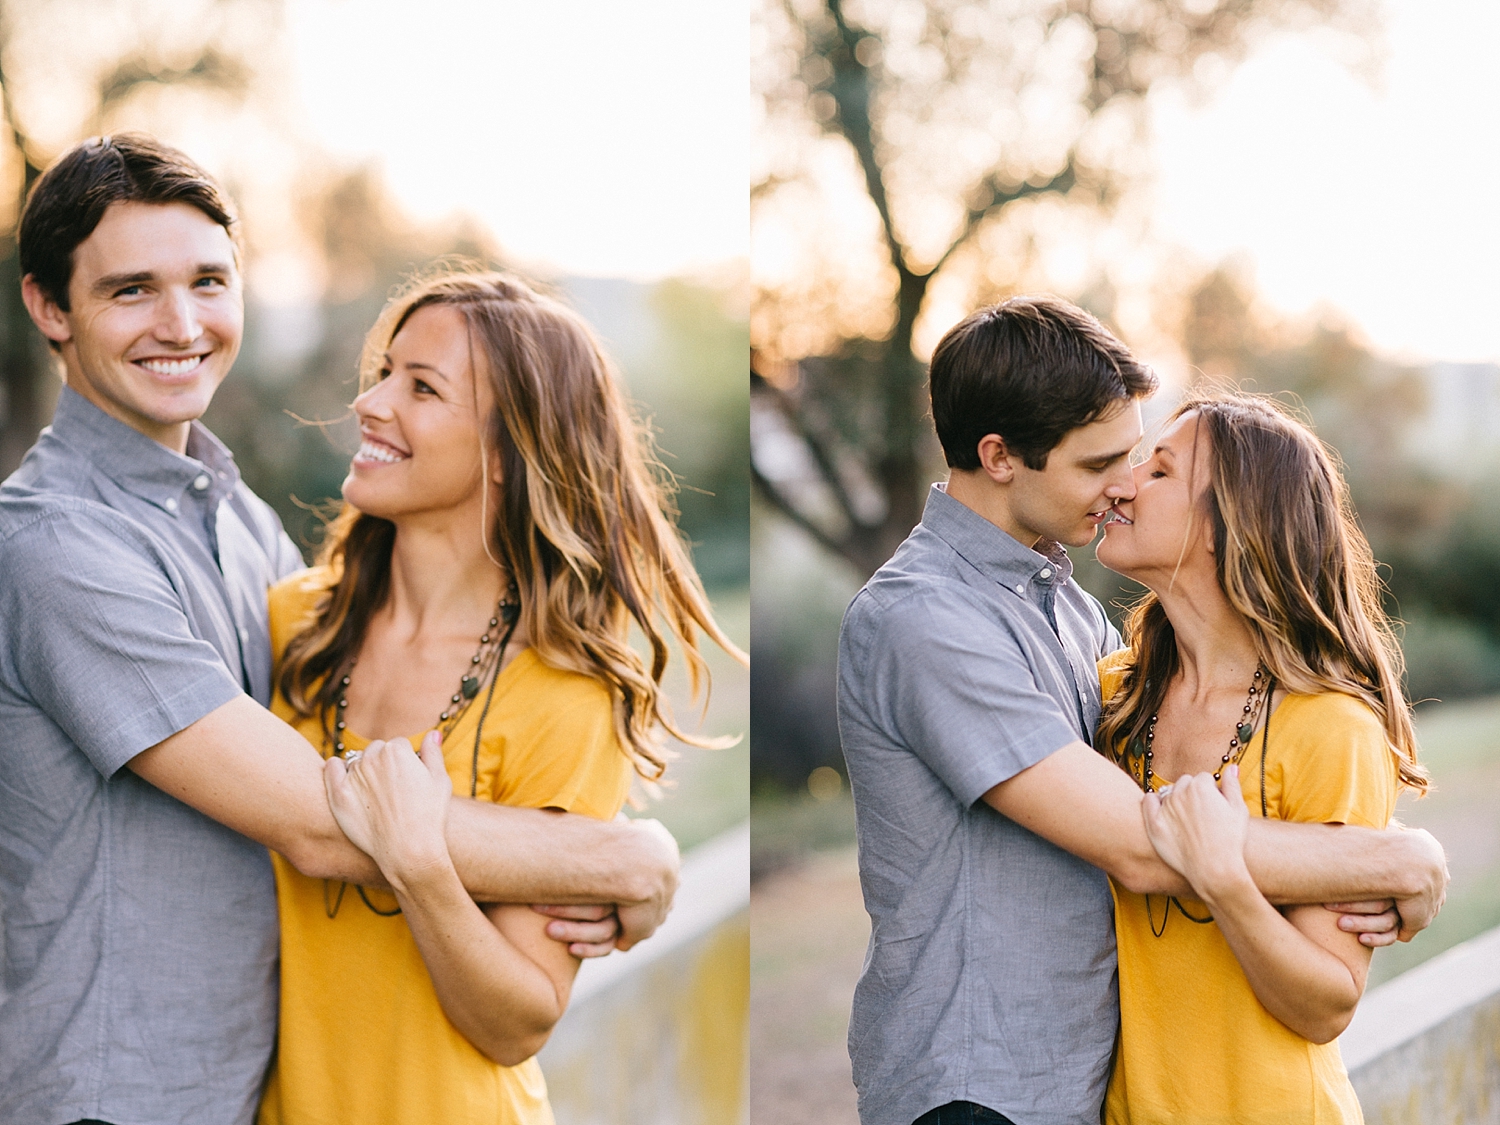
[343,750,364,766]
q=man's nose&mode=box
[154,290,201,345]
[1108,463,1139,500]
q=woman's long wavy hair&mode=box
[277,269,745,779]
[1096,392,1427,793]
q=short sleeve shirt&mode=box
[1100,650,1399,1123]
[0,387,304,1125]
[258,569,633,1125]
[837,485,1123,1125]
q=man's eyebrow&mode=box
[1082,445,1135,465]
[91,271,154,294]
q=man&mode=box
[836,296,1448,1125]
[0,134,677,1125]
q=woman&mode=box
[254,270,742,1124]
[1093,392,1426,1124]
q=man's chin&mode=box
[1057,524,1100,549]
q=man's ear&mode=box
[20,275,72,346]
[975,433,1017,484]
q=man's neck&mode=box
[942,473,1041,549]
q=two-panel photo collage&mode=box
[0,1,1494,1123]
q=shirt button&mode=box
[238,627,249,643]
[1015,584,1025,595]
[192,474,211,491]
[164,498,178,512]
[1039,567,1052,579]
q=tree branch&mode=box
[752,370,865,533]
[927,157,1078,280]
[751,457,855,562]
[821,0,914,284]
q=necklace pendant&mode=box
[1127,737,1144,760]
[460,675,481,699]
[1237,721,1255,745]
[500,602,519,625]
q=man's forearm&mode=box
[446,801,671,905]
[1246,820,1444,905]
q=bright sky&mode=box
[1149,0,1500,365]
[286,0,747,282]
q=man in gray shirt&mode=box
[0,134,677,1125]
[837,297,1449,1125]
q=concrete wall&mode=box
[1341,924,1500,1124]
[539,822,750,1125]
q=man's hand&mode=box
[531,903,620,958]
[1389,826,1449,942]
[613,817,679,950]
[1325,900,1400,948]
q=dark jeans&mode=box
[913,1102,1019,1125]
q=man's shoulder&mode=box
[0,487,145,549]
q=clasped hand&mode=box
[323,732,624,956]
[324,731,453,890]
[1142,766,1252,900]
[1143,764,1405,947]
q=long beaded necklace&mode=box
[1126,663,1274,937]
[1127,664,1268,793]
[323,581,521,920]
[333,582,521,758]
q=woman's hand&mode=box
[1142,764,1253,900]
[324,730,453,890]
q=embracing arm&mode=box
[129,695,678,945]
[983,741,1447,939]
[326,737,574,1064]
[1146,769,1372,1042]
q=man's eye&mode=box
[194,276,226,289]
[114,285,144,298]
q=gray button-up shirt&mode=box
[0,387,303,1125]
[837,485,1122,1125]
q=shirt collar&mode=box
[921,483,1073,598]
[50,385,241,514]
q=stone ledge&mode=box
[1342,924,1500,1124]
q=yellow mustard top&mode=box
[1099,650,1397,1125]
[258,569,632,1125]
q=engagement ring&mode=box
[343,750,364,766]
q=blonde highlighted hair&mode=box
[1097,392,1427,793]
[278,269,744,779]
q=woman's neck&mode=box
[382,518,506,640]
[1154,568,1260,702]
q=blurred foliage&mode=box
[0,4,748,590]
[751,0,1372,578]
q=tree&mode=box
[751,0,1369,577]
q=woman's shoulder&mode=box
[1269,689,1398,826]
[1276,689,1386,738]
[1098,648,1133,701]
[270,565,333,608]
[268,566,334,653]
[507,650,615,711]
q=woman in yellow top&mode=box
[1092,392,1427,1125]
[255,270,742,1125]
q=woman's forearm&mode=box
[388,854,571,1066]
[1199,870,1364,1043]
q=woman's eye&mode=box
[414,379,436,395]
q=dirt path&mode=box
[749,847,866,1125]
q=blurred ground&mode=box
[747,693,1500,1121]
[749,845,864,1125]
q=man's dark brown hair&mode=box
[19,133,239,311]
[929,295,1157,471]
